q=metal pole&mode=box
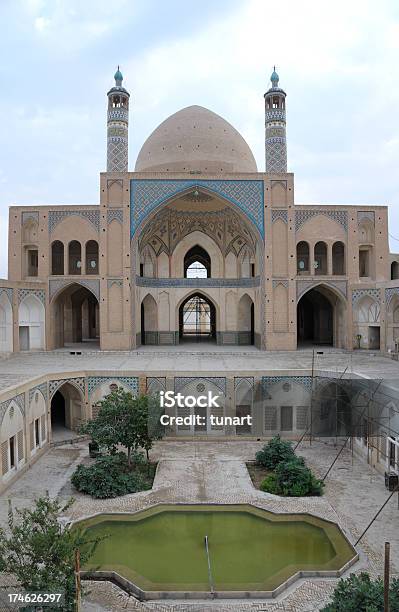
[204,536,214,594]
[355,486,398,546]
[384,541,390,612]
[310,349,315,446]
[74,548,81,612]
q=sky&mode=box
[0,0,399,278]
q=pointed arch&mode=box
[0,291,13,353]
[141,293,158,345]
[297,283,347,348]
[19,294,45,350]
[238,293,254,344]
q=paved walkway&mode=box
[1,348,399,395]
[1,439,398,611]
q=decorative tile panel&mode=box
[262,376,312,394]
[147,377,166,393]
[174,377,226,394]
[130,179,264,237]
[18,288,46,305]
[48,210,100,233]
[385,287,399,307]
[136,276,260,288]
[0,287,13,303]
[271,210,288,224]
[235,377,254,390]
[49,279,100,301]
[357,211,375,224]
[295,210,348,232]
[352,288,380,306]
[88,376,139,397]
[107,279,123,288]
[107,209,123,224]
[29,383,48,405]
[21,211,39,224]
[272,280,288,288]
[0,394,25,425]
[49,377,86,400]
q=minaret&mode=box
[107,67,130,172]
[264,67,287,173]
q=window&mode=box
[332,242,345,275]
[68,241,81,275]
[35,418,40,447]
[314,242,327,275]
[9,436,15,468]
[51,241,64,275]
[28,249,38,276]
[250,263,255,278]
[389,439,396,469]
[359,250,369,277]
[184,246,211,278]
[85,240,99,274]
[297,242,309,273]
[140,263,144,277]
[280,406,293,431]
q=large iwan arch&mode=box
[297,284,347,348]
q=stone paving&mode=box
[1,347,399,395]
[1,439,398,611]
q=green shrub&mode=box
[260,473,278,494]
[261,457,324,497]
[321,572,399,611]
[71,453,152,499]
[255,435,296,469]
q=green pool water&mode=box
[78,504,356,592]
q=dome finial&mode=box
[270,66,279,88]
[114,65,123,86]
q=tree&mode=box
[81,388,163,466]
[321,572,399,611]
[132,393,164,462]
[0,496,100,612]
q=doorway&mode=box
[368,326,380,350]
[19,326,29,351]
[179,293,216,343]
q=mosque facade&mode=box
[2,68,399,356]
[2,68,399,489]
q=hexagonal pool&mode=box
[76,504,358,600]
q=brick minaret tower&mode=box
[107,67,130,172]
[264,67,287,173]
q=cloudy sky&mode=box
[0,0,399,277]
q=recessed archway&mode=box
[51,283,100,349]
[50,382,84,439]
[179,292,216,343]
[141,294,158,345]
[238,293,254,345]
[297,285,346,348]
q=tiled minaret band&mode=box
[107,67,130,172]
[264,68,287,173]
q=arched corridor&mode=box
[51,283,100,349]
[297,285,346,348]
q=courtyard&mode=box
[1,436,398,611]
